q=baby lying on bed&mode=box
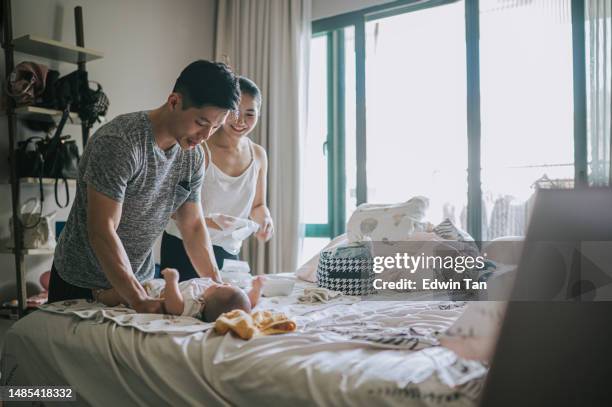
[94,269,264,322]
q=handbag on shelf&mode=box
[6,62,108,130]
[52,70,109,129]
[5,61,50,106]
[15,107,80,209]
[8,198,57,249]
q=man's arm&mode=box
[87,186,162,313]
[174,201,222,282]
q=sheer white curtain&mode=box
[586,0,612,186]
[214,0,311,274]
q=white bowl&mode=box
[262,278,295,297]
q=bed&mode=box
[0,275,487,407]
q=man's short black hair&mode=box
[173,60,240,111]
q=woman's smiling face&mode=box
[223,93,259,137]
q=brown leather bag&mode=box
[6,61,49,106]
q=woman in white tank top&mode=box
[162,77,274,279]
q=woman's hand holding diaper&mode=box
[255,216,273,242]
[251,207,273,242]
[251,205,274,242]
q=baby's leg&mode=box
[247,276,265,308]
[161,268,185,315]
[93,288,124,306]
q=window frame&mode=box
[304,30,346,238]
[305,0,588,242]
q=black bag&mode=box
[51,70,109,129]
[16,108,80,209]
[78,80,109,129]
[38,69,60,109]
[54,70,85,111]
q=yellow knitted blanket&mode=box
[214,309,297,339]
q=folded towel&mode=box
[214,309,296,339]
[298,287,343,303]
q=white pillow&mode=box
[346,196,431,243]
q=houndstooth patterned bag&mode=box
[316,248,376,296]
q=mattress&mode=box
[0,276,486,407]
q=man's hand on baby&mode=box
[161,268,179,282]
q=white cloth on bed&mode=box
[144,277,215,317]
[439,301,508,361]
[39,299,213,334]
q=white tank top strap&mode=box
[203,141,212,168]
[248,139,255,162]
[248,139,262,174]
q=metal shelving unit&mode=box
[12,106,80,122]
[1,0,103,317]
[13,34,103,64]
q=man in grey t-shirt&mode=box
[49,61,240,313]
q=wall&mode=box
[0,0,216,299]
[311,0,396,20]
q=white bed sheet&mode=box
[0,276,487,407]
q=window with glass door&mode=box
[302,0,583,264]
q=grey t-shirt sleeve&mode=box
[185,148,205,203]
[82,135,139,202]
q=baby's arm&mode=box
[161,268,185,315]
[247,276,265,308]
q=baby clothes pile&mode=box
[214,309,297,340]
[297,287,343,303]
